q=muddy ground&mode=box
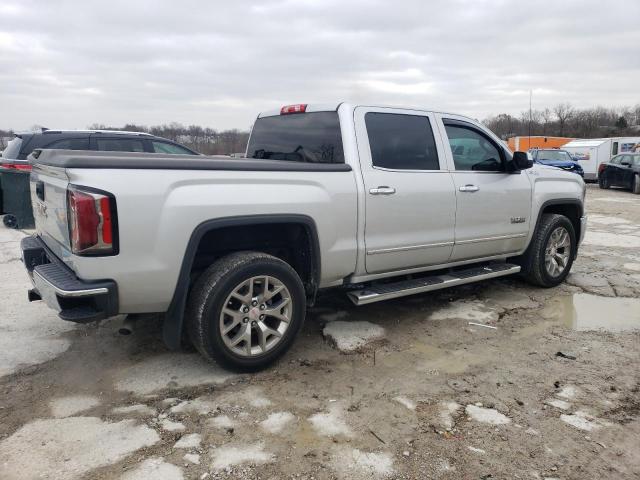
[0,184,639,480]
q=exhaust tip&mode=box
[118,317,135,335]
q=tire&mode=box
[633,174,640,195]
[598,175,610,189]
[2,215,18,229]
[518,214,576,288]
[185,251,306,371]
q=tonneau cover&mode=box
[28,149,352,172]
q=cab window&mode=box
[44,138,90,150]
[444,123,504,172]
[365,112,440,170]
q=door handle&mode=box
[459,184,479,193]
[369,186,396,195]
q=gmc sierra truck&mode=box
[21,103,587,370]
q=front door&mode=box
[354,107,456,274]
[437,116,533,261]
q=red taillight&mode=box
[67,187,117,255]
[280,104,307,115]
[2,163,32,171]
[598,163,606,175]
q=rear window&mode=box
[246,112,344,163]
[2,137,23,159]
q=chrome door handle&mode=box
[459,184,480,193]
[369,186,396,195]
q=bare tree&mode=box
[553,103,574,136]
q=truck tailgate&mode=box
[30,163,71,249]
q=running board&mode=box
[347,262,521,306]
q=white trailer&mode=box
[563,137,640,180]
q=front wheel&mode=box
[633,174,640,194]
[185,251,306,371]
[598,176,610,189]
[518,214,576,287]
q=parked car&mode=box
[1,129,199,169]
[22,103,586,371]
[529,149,584,177]
[598,153,640,193]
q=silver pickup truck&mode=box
[22,103,587,370]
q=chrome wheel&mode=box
[219,276,292,357]
[545,226,571,277]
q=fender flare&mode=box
[162,214,321,349]
[529,198,584,253]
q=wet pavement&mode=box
[0,184,639,480]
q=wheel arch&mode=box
[162,214,321,349]
[534,199,583,251]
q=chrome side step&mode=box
[347,262,521,306]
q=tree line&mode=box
[2,103,639,154]
[483,103,640,140]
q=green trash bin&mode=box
[1,168,35,229]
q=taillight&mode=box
[67,186,117,255]
[598,163,606,175]
[2,163,32,171]
[280,104,307,114]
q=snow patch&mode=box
[582,231,640,249]
[330,448,394,479]
[623,263,640,272]
[114,353,234,395]
[545,398,571,410]
[308,404,352,437]
[112,404,156,417]
[467,446,486,454]
[160,419,186,432]
[184,453,200,465]
[556,385,577,399]
[170,397,216,415]
[174,433,202,449]
[430,300,498,323]
[393,396,416,411]
[323,321,385,353]
[260,411,296,434]
[210,442,274,470]
[121,457,183,480]
[0,417,159,480]
[208,415,236,430]
[465,405,511,425]
[50,395,100,418]
[560,411,601,431]
[439,401,461,430]
[589,215,631,225]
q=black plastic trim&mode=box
[533,198,584,256]
[29,150,354,172]
[20,235,119,323]
[162,214,321,350]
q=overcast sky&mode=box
[1,0,639,131]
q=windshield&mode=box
[2,137,23,160]
[537,150,572,162]
[246,111,344,163]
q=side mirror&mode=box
[510,151,534,171]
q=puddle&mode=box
[543,294,640,332]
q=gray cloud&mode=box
[1,0,638,130]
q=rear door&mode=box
[354,107,456,274]
[437,116,532,261]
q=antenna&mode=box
[528,89,532,151]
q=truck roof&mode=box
[563,139,608,147]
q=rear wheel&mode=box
[185,251,306,371]
[598,175,610,189]
[633,174,640,194]
[2,215,18,229]
[518,214,576,287]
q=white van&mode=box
[563,137,640,180]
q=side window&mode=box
[151,141,194,155]
[444,123,504,172]
[96,138,145,152]
[609,155,622,165]
[44,138,90,150]
[612,142,618,155]
[365,113,440,170]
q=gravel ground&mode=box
[0,184,639,480]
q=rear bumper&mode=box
[21,236,118,323]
